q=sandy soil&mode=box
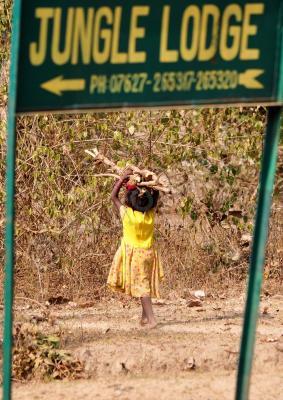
[9,291,283,400]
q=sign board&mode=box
[16,0,283,112]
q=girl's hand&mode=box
[121,168,133,181]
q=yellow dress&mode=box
[107,206,164,298]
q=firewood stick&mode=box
[85,148,172,193]
[85,149,121,173]
[127,164,158,180]
[94,173,120,179]
[137,182,172,193]
[86,149,157,179]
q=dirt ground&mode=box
[8,289,283,400]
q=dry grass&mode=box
[0,109,281,302]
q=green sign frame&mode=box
[3,1,283,400]
[16,0,283,113]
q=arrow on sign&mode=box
[41,75,86,96]
[238,69,264,89]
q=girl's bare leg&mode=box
[141,302,148,325]
[140,296,157,328]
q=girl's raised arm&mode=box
[110,179,124,211]
[110,169,132,211]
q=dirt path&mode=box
[11,292,283,400]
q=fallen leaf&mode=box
[241,233,252,244]
[266,337,278,343]
[262,306,269,315]
[187,299,202,307]
[48,296,70,305]
[30,314,46,323]
[183,357,196,370]
[193,290,206,299]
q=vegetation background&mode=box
[0,0,282,303]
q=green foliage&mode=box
[180,196,198,220]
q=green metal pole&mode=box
[236,106,282,400]
[3,1,22,399]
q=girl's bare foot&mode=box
[140,317,148,326]
[140,296,157,328]
[142,319,158,329]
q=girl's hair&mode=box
[126,188,159,213]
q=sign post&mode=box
[3,1,22,399]
[236,106,282,399]
[3,1,283,399]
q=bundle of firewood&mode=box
[85,148,172,194]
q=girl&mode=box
[107,168,164,328]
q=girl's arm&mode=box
[110,178,124,211]
[111,169,132,211]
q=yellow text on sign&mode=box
[30,6,150,65]
[160,4,264,62]
[29,3,264,66]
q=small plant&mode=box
[12,323,84,381]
